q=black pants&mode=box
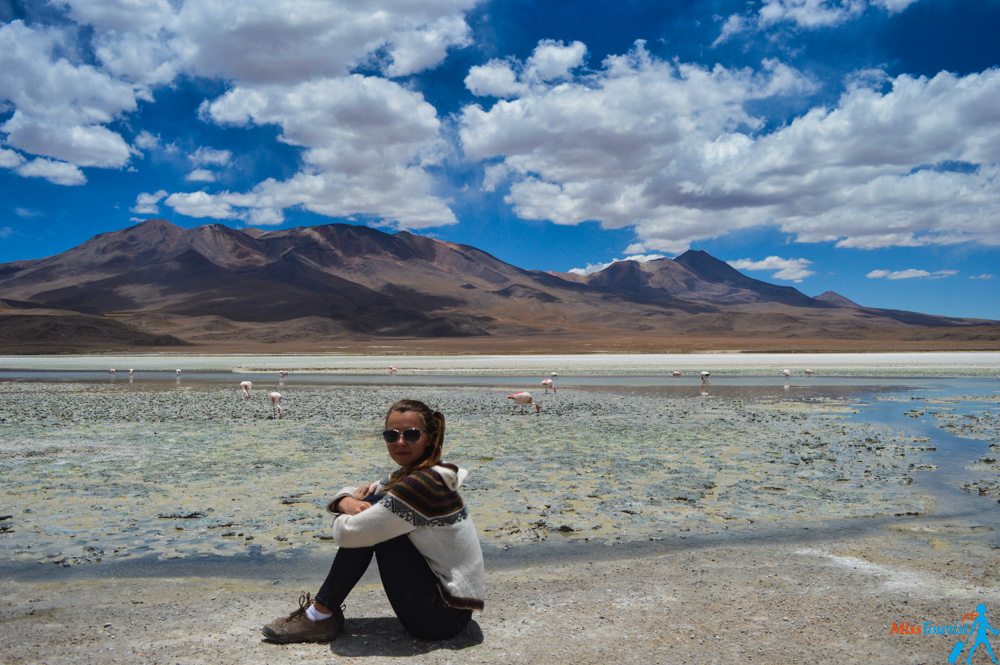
[315,517,472,640]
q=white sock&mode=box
[306,604,333,622]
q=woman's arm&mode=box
[331,500,415,548]
[328,481,384,514]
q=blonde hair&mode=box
[384,399,445,480]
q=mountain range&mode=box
[0,219,996,353]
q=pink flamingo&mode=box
[268,391,282,418]
[541,378,555,393]
[700,371,710,385]
[781,368,791,380]
[109,368,116,376]
[803,368,815,376]
[128,368,134,376]
[671,371,682,377]
[388,365,398,375]
[175,369,182,376]
[506,391,534,413]
[278,370,288,378]
[240,381,253,399]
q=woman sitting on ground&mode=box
[262,399,485,643]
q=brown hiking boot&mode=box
[261,593,345,644]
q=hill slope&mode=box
[0,220,996,352]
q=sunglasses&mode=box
[382,428,425,444]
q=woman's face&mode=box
[384,410,430,468]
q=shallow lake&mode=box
[0,354,997,578]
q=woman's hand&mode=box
[352,483,375,500]
[336,496,371,516]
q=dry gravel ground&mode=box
[2,522,998,665]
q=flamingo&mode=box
[803,368,815,376]
[240,380,253,399]
[700,371,710,384]
[109,368,116,376]
[388,365,398,375]
[128,368,134,376]
[175,369,182,376]
[781,368,791,380]
[506,391,533,413]
[541,378,555,393]
[278,370,289,378]
[671,371,683,377]
[268,391,282,418]
[276,403,286,419]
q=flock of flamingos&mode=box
[107,365,817,418]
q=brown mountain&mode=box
[0,219,996,353]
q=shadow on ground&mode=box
[327,617,484,657]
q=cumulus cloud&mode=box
[131,190,168,214]
[728,256,814,282]
[164,191,238,219]
[133,131,161,152]
[568,254,666,276]
[0,20,136,173]
[16,158,86,185]
[466,39,587,97]
[192,74,456,228]
[460,40,1000,253]
[866,268,958,280]
[0,147,25,169]
[3,1,477,227]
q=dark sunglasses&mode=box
[382,428,425,444]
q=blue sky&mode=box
[0,0,998,319]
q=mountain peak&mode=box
[673,249,746,283]
[815,291,862,308]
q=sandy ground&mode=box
[2,515,998,665]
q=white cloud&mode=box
[16,158,86,185]
[133,130,160,151]
[758,0,867,29]
[481,163,509,192]
[0,20,136,170]
[712,14,747,47]
[866,268,959,280]
[969,273,995,280]
[14,207,40,218]
[2,0,478,226]
[165,191,238,219]
[465,40,586,98]
[728,256,814,282]
[465,60,529,98]
[568,254,666,276]
[185,168,217,183]
[460,40,1000,253]
[715,1,920,45]
[196,74,456,228]
[131,189,168,214]
[0,226,12,238]
[190,147,231,166]
[525,40,587,82]
[0,147,25,169]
